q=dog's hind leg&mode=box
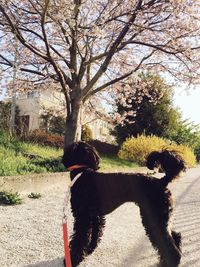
[146,226,181,267]
[70,212,92,267]
[171,230,182,253]
[87,214,106,254]
[140,211,181,267]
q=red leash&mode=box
[63,219,72,267]
[62,172,82,267]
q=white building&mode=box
[12,88,114,142]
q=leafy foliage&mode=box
[194,146,200,162]
[40,109,66,136]
[0,101,20,132]
[170,119,200,148]
[114,73,181,144]
[169,119,200,162]
[0,101,11,131]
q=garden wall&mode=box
[0,172,70,193]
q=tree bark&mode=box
[64,97,82,148]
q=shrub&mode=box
[0,191,22,205]
[191,137,200,162]
[168,144,196,167]
[28,129,64,148]
[28,192,42,199]
[118,135,167,164]
[89,140,119,156]
[118,134,196,167]
[27,129,47,143]
[44,134,64,148]
[81,124,93,142]
[194,146,200,162]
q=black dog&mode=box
[62,142,186,267]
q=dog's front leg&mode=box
[87,214,105,254]
[69,212,92,267]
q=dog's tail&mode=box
[146,150,187,187]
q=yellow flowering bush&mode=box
[168,143,196,167]
[118,134,196,167]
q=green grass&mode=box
[0,131,64,176]
[100,155,138,171]
[22,142,62,158]
[0,131,138,176]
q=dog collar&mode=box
[67,165,88,171]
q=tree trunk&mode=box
[64,98,82,149]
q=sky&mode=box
[173,87,200,125]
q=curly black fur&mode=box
[62,142,186,267]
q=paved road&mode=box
[1,168,200,267]
[170,168,200,267]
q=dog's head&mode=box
[62,141,100,171]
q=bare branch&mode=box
[82,0,143,97]
[84,50,155,101]
[41,0,51,58]
[83,71,134,102]
[0,54,46,76]
[0,4,49,61]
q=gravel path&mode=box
[1,168,200,267]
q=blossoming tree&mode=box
[0,0,200,147]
